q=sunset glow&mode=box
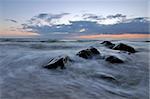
[76,34,150,39]
[0,30,39,37]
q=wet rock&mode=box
[105,56,124,63]
[100,74,118,83]
[76,47,100,59]
[101,41,115,49]
[44,55,71,69]
[144,40,150,42]
[92,73,119,84]
[113,43,136,53]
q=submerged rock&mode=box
[91,73,119,84]
[76,47,100,59]
[44,55,71,69]
[101,41,115,49]
[113,43,136,53]
[105,56,124,63]
[100,74,118,83]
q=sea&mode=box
[0,37,149,99]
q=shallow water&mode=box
[0,39,149,99]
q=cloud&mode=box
[123,17,150,23]
[36,13,69,20]
[27,13,70,26]
[36,13,48,19]
[82,13,103,20]
[22,13,150,35]
[82,13,127,21]
[107,14,126,19]
[5,19,18,23]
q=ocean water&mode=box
[0,38,149,99]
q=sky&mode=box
[0,0,149,38]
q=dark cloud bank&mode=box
[22,13,150,35]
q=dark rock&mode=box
[101,41,115,49]
[105,56,124,63]
[92,73,119,84]
[44,55,71,69]
[76,47,100,59]
[113,43,136,53]
[100,74,118,83]
[144,40,150,42]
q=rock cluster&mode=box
[101,41,115,49]
[44,56,71,69]
[101,41,136,53]
[43,41,136,69]
[105,56,124,63]
[76,47,100,59]
[113,43,136,53]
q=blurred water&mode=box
[0,39,149,99]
